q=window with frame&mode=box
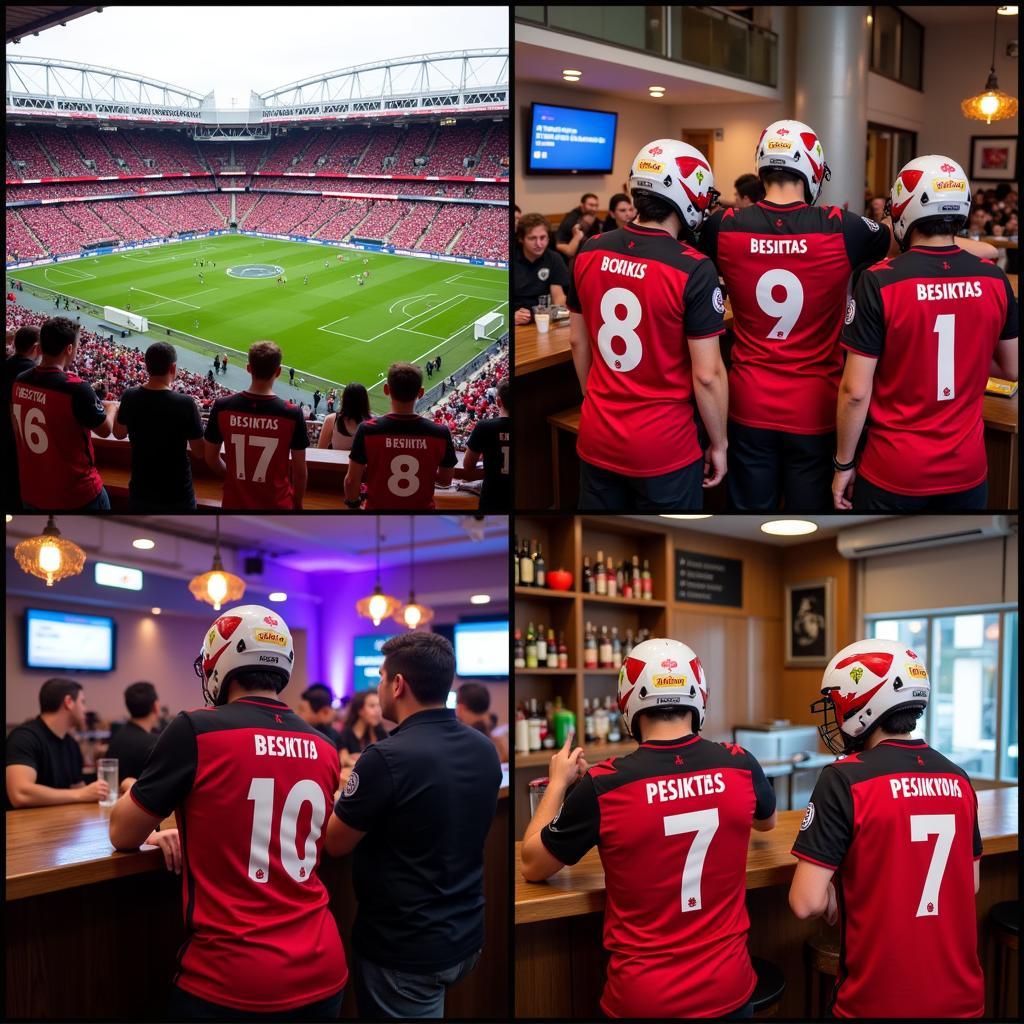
[870,6,924,91]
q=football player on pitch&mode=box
[834,155,1018,510]
[522,638,776,1018]
[790,639,985,1018]
[109,605,347,1020]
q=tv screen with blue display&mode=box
[527,102,618,174]
[25,608,116,672]
[353,633,397,691]
[454,620,509,678]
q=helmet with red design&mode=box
[617,637,709,740]
[812,639,930,754]
[755,119,830,206]
[628,139,719,232]
[887,155,971,250]
[193,604,294,705]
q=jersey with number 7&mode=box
[841,246,1017,496]
[792,740,984,1019]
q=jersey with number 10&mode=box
[702,201,890,434]
[842,245,1017,495]
[568,223,725,477]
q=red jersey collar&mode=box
[625,222,673,236]
[906,245,961,255]
[757,199,807,210]
[640,733,701,750]
[877,738,927,748]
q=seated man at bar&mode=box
[326,632,502,1019]
[790,639,985,1019]
[521,638,776,1019]
[108,606,348,1021]
[297,682,343,751]
[105,681,161,794]
[512,214,568,324]
[455,681,509,763]
[6,677,109,808]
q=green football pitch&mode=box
[16,235,508,412]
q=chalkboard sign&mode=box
[675,550,742,607]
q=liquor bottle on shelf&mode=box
[546,628,558,669]
[593,698,610,742]
[514,537,519,587]
[541,702,555,749]
[584,621,598,668]
[582,556,594,593]
[595,551,607,595]
[552,697,576,747]
[622,562,633,599]
[527,698,543,751]
[520,539,535,586]
[598,625,612,668]
[583,698,594,742]
[623,628,634,659]
[611,627,622,670]
[534,542,546,588]
[606,696,622,743]
[514,705,529,754]
[632,555,641,597]
[616,561,626,597]
[535,624,547,665]
[606,556,617,597]
[642,558,653,600]
[557,631,568,669]
[525,623,538,669]
[513,629,525,669]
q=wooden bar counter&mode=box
[6,790,509,1020]
[515,787,1018,1018]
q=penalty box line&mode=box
[316,292,467,344]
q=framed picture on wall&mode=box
[785,578,835,667]
[968,135,1017,182]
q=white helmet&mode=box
[193,605,295,705]
[628,139,719,232]
[755,119,830,206]
[617,637,709,739]
[888,155,971,249]
[813,639,930,754]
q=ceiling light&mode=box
[997,6,1017,14]
[393,518,434,630]
[470,594,491,605]
[357,517,400,628]
[5,514,12,523]
[866,13,873,24]
[962,9,1018,124]
[268,592,287,602]
[188,514,245,612]
[132,538,155,550]
[562,69,581,76]
[151,607,162,616]
[760,520,819,537]
[660,514,712,520]
[563,75,581,82]
[14,515,86,587]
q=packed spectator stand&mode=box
[427,351,508,451]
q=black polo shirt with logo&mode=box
[512,245,570,311]
[5,716,84,808]
[333,707,502,972]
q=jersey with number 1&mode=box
[204,392,308,509]
[792,739,983,1019]
[130,695,347,1012]
[540,735,775,1018]
[842,245,1017,495]
[701,201,890,434]
[568,223,726,477]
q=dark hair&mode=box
[343,689,380,729]
[877,706,924,736]
[457,682,491,714]
[607,192,631,213]
[580,193,598,205]
[387,362,422,402]
[381,632,455,705]
[911,215,967,239]
[631,189,677,225]
[340,382,370,423]
[497,378,511,412]
[39,677,83,714]
[229,669,286,694]
[301,684,333,713]
[633,706,699,741]
[39,317,80,357]
[14,325,40,354]
[516,213,551,244]
[248,340,282,381]
[124,681,158,719]
[145,341,177,376]
[759,167,810,202]
[514,204,521,213]
[995,183,1011,201]
[734,173,765,203]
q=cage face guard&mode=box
[811,690,849,754]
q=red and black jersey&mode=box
[701,202,890,434]
[541,735,776,1018]
[349,413,457,509]
[567,223,726,477]
[842,245,1017,495]
[131,696,347,1012]
[10,365,105,508]
[204,391,308,509]
[792,739,983,1019]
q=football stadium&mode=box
[6,14,509,512]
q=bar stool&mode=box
[750,956,786,1017]
[805,930,840,1016]
[990,901,1018,1019]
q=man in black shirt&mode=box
[464,378,510,511]
[3,325,40,511]
[513,214,569,323]
[113,341,204,511]
[326,632,501,1019]
[298,683,342,751]
[6,678,108,809]
[105,681,161,792]
[555,192,602,263]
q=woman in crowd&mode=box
[317,382,371,451]
[337,689,389,768]
[602,193,636,232]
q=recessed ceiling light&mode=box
[268,592,287,602]
[132,538,155,550]
[151,607,162,615]
[563,69,582,75]
[997,6,1017,15]
[5,514,11,523]
[563,75,581,82]
[470,594,491,605]
[761,520,819,537]
[660,515,712,519]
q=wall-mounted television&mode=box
[24,608,116,672]
[454,620,509,678]
[526,102,618,175]
[353,633,397,692]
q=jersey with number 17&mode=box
[204,392,309,509]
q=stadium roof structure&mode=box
[5,49,508,136]
[5,5,103,45]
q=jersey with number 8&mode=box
[792,739,984,1019]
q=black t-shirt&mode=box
[312,722,343,750]
[336,723,389,755]
[104,720,159,782]
[512,246,570,311]
[556,209,602,246]
[116,386,204,506]
[466,415,510,511]
[5,716,84,808]
[333,708,502,972]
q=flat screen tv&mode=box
[24,608,116,672]
[454,620,509,678]
[527,102,618,174]
[352,633,397,692]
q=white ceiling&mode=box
[628,514,883,546]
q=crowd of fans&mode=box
[427,351,508,451]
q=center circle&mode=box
[226,264,286,279]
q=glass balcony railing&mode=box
[515,5,778,88]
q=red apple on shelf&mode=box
[547,569,574,591]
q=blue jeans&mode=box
[23,486,111,512]
[167,984,344,1021]
[352,949,481,1019]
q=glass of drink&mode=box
[533,306,550,334]
[529,777,549,816]
[97,758,118,807]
